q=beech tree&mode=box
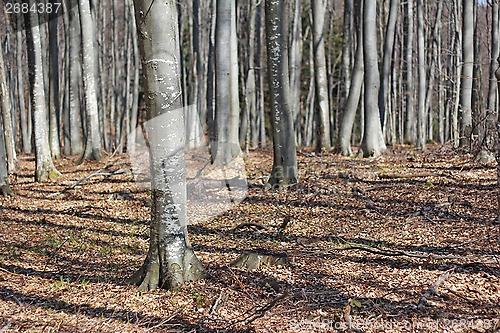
[25,5,60,181]
[265,0,297,187]
[0,36,17,172]
[311,0,331,150]
[130,0,205,291]
[459,0,474,147]
[78,0,102,161]
[214,0,241,165]
[0,124,12,196]
[360,0,386,157]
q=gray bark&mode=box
[311,0,331,150]
[79,0,102,161]
[289,0,302,145]
[49,16,61,159]
[404,0,415,144]
[0,31,17,172]
[26,7,60,181]
[459,0,474,147]
[0,119,12,196]
[130,0,205,291]
[486,3,499,153]
[339,0,363,156]
[360,0,386,157]
[214,0,241,165]
[379,0,399,136]
[416,0,426,149]
[265,0,298,187]
[68,6,83,155]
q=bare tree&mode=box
[404,0,415,144]
[360,0,386,157]
[339,0,363,156]
[78,0,102,161]
[265,0,298,187]
[0,37,17,172]
[0,123,12,196]
[459,0,474,147]
[311,0,331,150]
[25,6,60,181]
[214,0,241,165]
[130,0,205,291]
[416,0,426,149]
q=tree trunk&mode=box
[0,37,17,173]
[68,6,83,155]
[130,0,205,291]
[379,0,399,136]
[404,0,415,144]
[416,0,426,149]
[459,0,474,148]
[486,3,499,156]
[360,0,386,157]
[49,16,61,159]
[214,0,241,165]
[0,120,12,196]
[265,0,298,188]
[289,0,302,145]
[79,0,102,161]
[311,0,331,150]
[26,7,60,181]
[339,0,363,156]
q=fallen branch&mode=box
[417,269,452,309]
[233,291,289,326]
[232,222,269,232]
[52,163,130,196]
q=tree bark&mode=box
[459,0,474,148]
[265,0,298,187]
[311,0,331,150]
[0,36,17,172]
[360,0,386,157]
[26,6,60,181]
[339,0,363,156]
[214,0,241,165]
[404,0,415,144]
[416,0,426,149]
[131,0,205,291]
[79,0,102,161]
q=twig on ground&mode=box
[210,292,226,315]
[417,269,453,309]
[236,291,289,326]
[444,287,477,306]
[52,162,130,196]
[232,222,269,232]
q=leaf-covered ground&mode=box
[0,146,499,332]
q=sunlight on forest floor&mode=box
[0,145,499,332]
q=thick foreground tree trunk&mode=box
[26,7,60,182]
[265,0,298,188]
[131,0,205,291]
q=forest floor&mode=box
[0,145,499,333]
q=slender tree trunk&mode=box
[459,0,474,148]
[289,0,302,145]
[214,0,241,165]
[311,0,331,150]
[360,0,386,157]
[379,0,399,136]
[486,3,499,155]
[265,0,298,187]
[416,0,426,149]
[130,0,205,291]
[49,16,61,159]
[79,0,102,161]
[0,32,17,172]
[69,6,83,155]
[404,0,415,144]
[0,121,12,196]
[339,0,363,156]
